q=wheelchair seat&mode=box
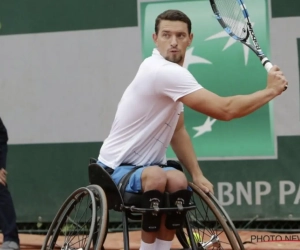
[88,163,143,210]
[88,159,186,211]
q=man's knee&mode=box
[141,166,167,192]
[166,170,188,192]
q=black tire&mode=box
[42,187,96,250]
[87,185,108,250]
[176,182,244,250]
[207,192,245,250]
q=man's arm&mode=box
[171,113,213,193]
[178,66,288,121]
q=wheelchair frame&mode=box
[42,162,245,250]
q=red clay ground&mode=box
[1,230,300,250]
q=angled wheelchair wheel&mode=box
[87,185,108,250]
[42,187,96,250]
[176,182,245,250]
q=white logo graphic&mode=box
[193,117,217,138]
[183,47,212,69]
[189,25,256,138]
[182,47,216,138]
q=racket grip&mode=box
[261,57,273,72]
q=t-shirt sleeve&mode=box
[154,63,203,101]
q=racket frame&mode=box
[209,0,273,71]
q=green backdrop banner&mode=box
[0,0,138,35]
[271,0,300,18]
[7,136,300,222]
[140,0,275,159]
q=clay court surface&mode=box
[1,230,300,250]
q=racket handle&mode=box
[261,57,273,72]
[261,56,287,91]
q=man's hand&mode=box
[267,65,288,95]
[0,168,7,186]
[192,175,214,194]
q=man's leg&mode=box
[111,165,188,250]
[0,139,20,249]
[108,164,167,250]
[140,166,167,250]
[0,184,20,245]
[156,169,189,250]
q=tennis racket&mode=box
[209,0,272,72]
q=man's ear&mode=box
[152,33,158,45]
[189,33,194,46]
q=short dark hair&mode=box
[155,9,192,34]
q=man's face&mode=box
[153,20,193,66]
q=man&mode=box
[0,117,20,250]
[97,9,287,250]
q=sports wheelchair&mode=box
[42,160,245,250]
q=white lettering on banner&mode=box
[217,181,300,206]
[255,181,271,205]
[294,187,300,205]
[279,181,300,205]
[236,182,252,205]
[279,181,295,204]
[217,183,234,206]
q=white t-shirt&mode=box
[98,48,202,169]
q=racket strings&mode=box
[214,0,248,39]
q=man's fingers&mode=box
[270,65,280,72]
[0,178,6,186]
[1,169,7,175]
[0,170,7,186]
[199,184,211,194]
[208,186,214,195]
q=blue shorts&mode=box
[97,161,176,193]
